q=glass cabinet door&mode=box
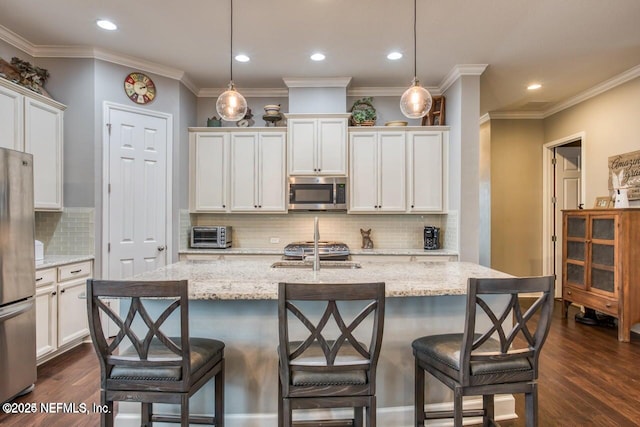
[589,217,616,294]
[565,215,586,287]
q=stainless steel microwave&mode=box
[288,176,347,211]
[190,226,232,248]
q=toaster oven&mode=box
[190,226,232,248]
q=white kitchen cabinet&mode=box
[189,132,229,212]
[287,115,349,176]
[0,83,24,151]
[407,130,448,213]
[0,79,65,210]
[230,131,286,212]
[35,269,57,359]
[349,130,406,213]
[25,98,64,210]
[35,260,92,364]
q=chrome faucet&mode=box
[313,216,320,271]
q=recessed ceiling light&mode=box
[235,54,250,63]
[96,19,117,31]
[387,52,403,60]
[527,83,542,90]
[310,53,326,61]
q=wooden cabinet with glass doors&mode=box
[562,209,640,342]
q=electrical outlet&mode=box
[270,237,280,244]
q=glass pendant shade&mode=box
[216,83,247,122]
[400,79,432,119]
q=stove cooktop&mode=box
[283,241,350,260]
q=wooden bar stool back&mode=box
[412,276,554,427]
[86,279,225,427]
[278,282,385,427]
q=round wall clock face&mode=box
[124,72,156,104]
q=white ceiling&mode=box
[1,0,639,115]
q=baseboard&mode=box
[114,395,516,427]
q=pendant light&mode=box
[400,0,432,119]
[216,0,247,122]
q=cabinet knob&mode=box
[222,204,226,208]
[258,205,262,208]
[567,290,572,295]
[157,245,166,251]
[36,277,43,282]
[60,289,65,294]
[254,205,257,208]
[606,303,612,308]
[51,291,57,296]
[411,205,415,208]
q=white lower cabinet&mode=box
[349,130,406,212]
[230,131,286,212]
[35,260,92,364]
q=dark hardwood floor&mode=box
[1,301,639,426]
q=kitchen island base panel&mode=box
[115,296,515,426]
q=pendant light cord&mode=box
[413,0,417,80]
[230,0,234,83]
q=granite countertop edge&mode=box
[179,248,458,256]
[36,255,95,270]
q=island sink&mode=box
[270,260,362,269]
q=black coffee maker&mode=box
[424,226,440,250]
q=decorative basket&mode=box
[355,120,376,126]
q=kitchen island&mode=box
[117,259,515,427]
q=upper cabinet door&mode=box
[378,131,406,212]
[230,133,259,211]
[257,132,286,212]
[288,117,348,176]
[349,132,378,212]
[24,98,63,211]
[317,118,347,175]
[0,85,24,151]
[190,132,229,212]
[288,119,316,175]
[407,131,447,212]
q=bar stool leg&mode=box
[414,358,425,427]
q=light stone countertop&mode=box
[36,255,95,270]
[131,259,510,300]
[179,248,457,256]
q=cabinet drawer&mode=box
[35,268,56,288]
[58,261,92,282]
[563,286,617,317]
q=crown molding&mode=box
[488,111,545,120]
[198,87,288,98]
[479,113,490,125]
[283,77,352,88]
[542,64,640,118]
[439,64,488,94]
[347,86,441,97]
[0,25,35,55]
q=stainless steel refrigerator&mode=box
[0,147,36,403]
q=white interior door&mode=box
[105,105,170,280]
[554,146,582,296]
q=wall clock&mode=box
[124,72,156,104]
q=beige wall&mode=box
[488,76,640,277]
[545,77,640,204]
[490,119,544,276]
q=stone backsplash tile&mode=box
[184,212,455,251]
[35,208,94,255]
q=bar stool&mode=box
[277,282,385,427]
[412,276,554,427]
[86,279,225,427]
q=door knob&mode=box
[157,245,167,251]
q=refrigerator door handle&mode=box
[0,298,34,322]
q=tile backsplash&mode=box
[182,211,457,252]
[35,208,95,255]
